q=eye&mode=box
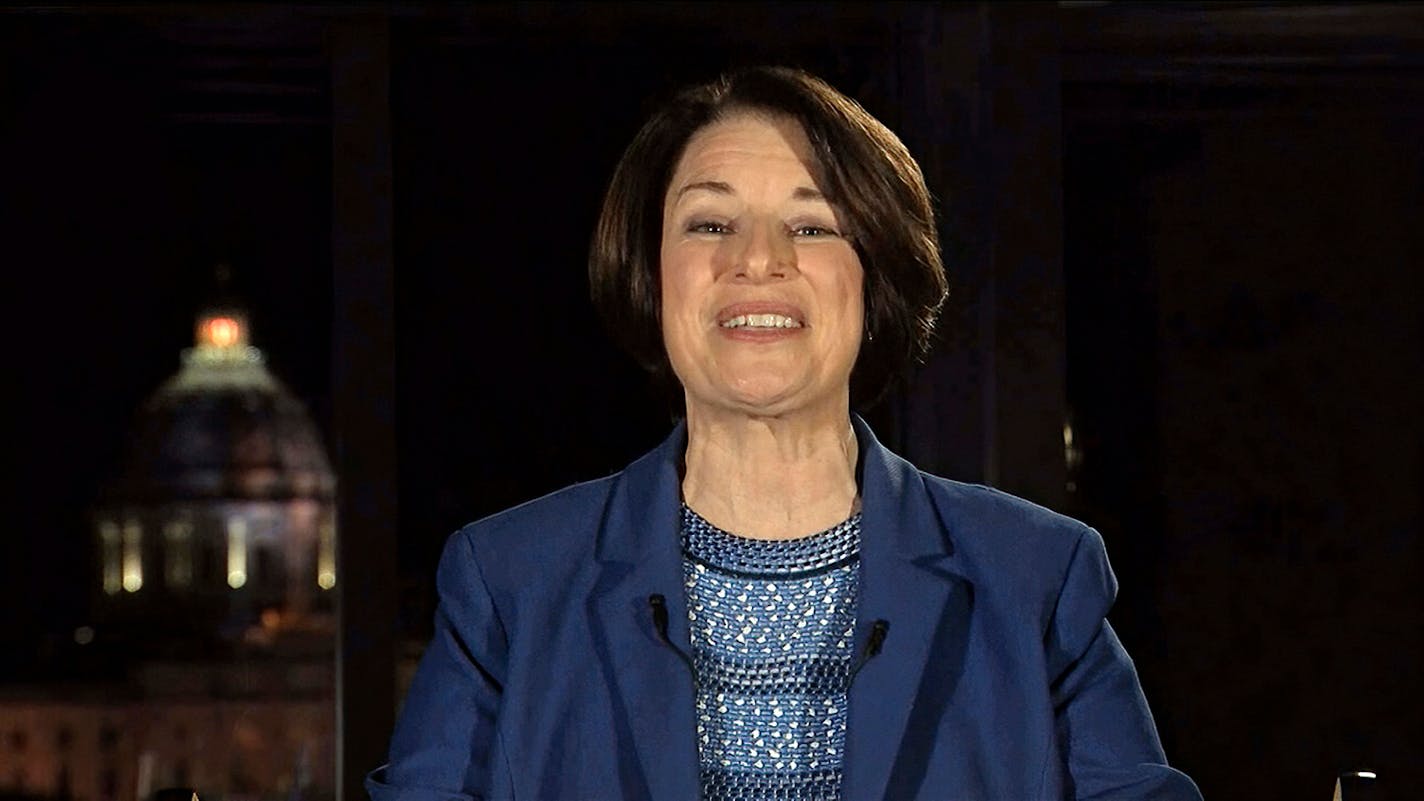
[688,220,733,235]
[790,224,841,238]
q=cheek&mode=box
[657,257,698,365]
[657,246,679,313]
[658,265,686,328]
[831,258,866,324]
[659,247,708,321]
[835,265,867,356]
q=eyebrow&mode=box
[674,181,828,202]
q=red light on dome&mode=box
[204,316,241,348]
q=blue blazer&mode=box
[368,418,1201,801]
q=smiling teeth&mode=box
[721,314,802,329]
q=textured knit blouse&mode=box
[680,504,863,801]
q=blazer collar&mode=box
[589,416,969,800]
[592,414,956,562]
[845,415,972,800]
[587,420,699,800]
[593,418,686,566]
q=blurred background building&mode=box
[0,295,338,801]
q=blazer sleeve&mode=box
[366,530,510,801]
[1045,527,1202,801]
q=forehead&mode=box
[668,113,822,188]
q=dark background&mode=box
[2,3,1421,801]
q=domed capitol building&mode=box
[0,300,339,801]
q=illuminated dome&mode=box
[116,309,335,503]
[93,302,338,639]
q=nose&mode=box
[731,218,795,282]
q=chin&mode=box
[714,376,836,418]
[674,358,848,418]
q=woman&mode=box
[368,66,1200,801]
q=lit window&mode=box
[1063,415,1084,495]
[122,520,143,592]
[164,520,194,589]
[227,517,248,589]
[99,521,121,595]
[317,518,336,590]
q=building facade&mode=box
[2,303,338,801]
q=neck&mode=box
[680,399,860,540]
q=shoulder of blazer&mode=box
[447,471,622,584]
[913,470,1100,602]
[441,423,685,603]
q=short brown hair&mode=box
[588,66,947,409]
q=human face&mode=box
[660,114,864,420]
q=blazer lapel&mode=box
[844,416,973,801]
[587,423,702,801]
[584,417,972,800]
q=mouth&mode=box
[720,313,803,330]
[715,303,806,331]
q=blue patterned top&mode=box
[681,504,862,801]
